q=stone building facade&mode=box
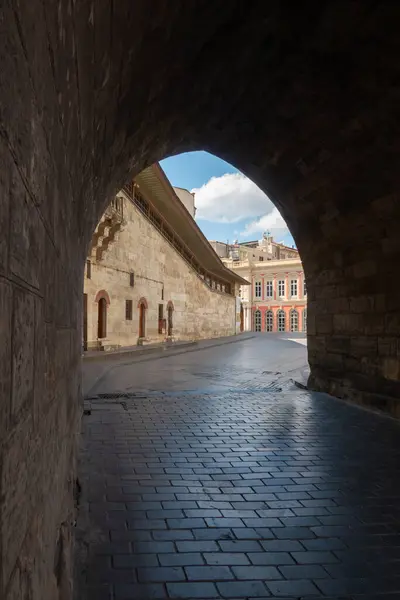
[84,164,246,349]
[213,234,307,333]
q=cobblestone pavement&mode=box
[76,335,400,599]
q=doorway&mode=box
[167,302,174,336]
[83,294,88,350]
[98,297,107,338]
[139,302,146,338]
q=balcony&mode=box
[90,195,125,261]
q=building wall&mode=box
[251,265,307,332]
[223,256,307,333]
[173,187,196,218]
[84,195,236,347]
[209,241,230,258]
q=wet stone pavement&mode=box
[75,335,400,599]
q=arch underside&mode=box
[2,2,400,599]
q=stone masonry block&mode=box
[11,287,35,417]
[378,337,397,357]
[353,260,377,279]
[0,141,11,274]
[350,336,378,357]
[0,278,12,439]
[333,313,364,334]
[10,176,44,290]
[315,314,333,335]
[382,358,400,381]
[1,415,34,587]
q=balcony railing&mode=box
[123,184,232,296]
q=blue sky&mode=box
[161,151,294,246]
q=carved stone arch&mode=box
[137,297,148,309]
[95,290,111,305]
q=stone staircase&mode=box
[90,195,125,261]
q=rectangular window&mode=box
[161,287,164,300]
[86,260,91,279]
[259,256,264,261]
[266,280,273,298]
[303,279,307,296]
[129,272,134,287]
[278,279,285,297]
[290,279,298,297]
[125,299,132,320]
[255,281,262,298]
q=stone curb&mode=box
[82,340,197,362]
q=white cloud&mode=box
[240,207,290,240]
[192,172,275,223]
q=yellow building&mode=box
[211,235,307,333]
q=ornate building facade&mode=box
[83,164,246,350]
[212,234,307,333]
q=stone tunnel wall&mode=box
[1,1,400,599]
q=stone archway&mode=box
[2,3,400,599]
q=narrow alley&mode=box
[76,335,400,599]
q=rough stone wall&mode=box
[0,3,83,598]
[85,196,235,346]
[2,2,400,599]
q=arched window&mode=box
[254,309,261,332]
[167,301,174,336]
[303,308,307,332]
[138,297,148,338]
[290,309,299,332]
[277,309,286,332]
[265,310,273,332]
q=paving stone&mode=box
[185,565,234,580]
[76,360,400,599]
[218,540,263,552]
[271,526,316,539]
[291,550,339,564]
[176,540,219,552]
[266,579,320,596]
[216,580,269,598]
[153,528,194,541]
[204,552,250,565]
[193,528,234,540]
[232,566,281,580]
[247,552,295,565]
[137,566,185,582]
[133,541,175,553]
[167,518,206,529]
[159,553,204,566]
[278,564,330,579]
[166,581,219,598]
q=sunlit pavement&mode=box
[76,334,400,599]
